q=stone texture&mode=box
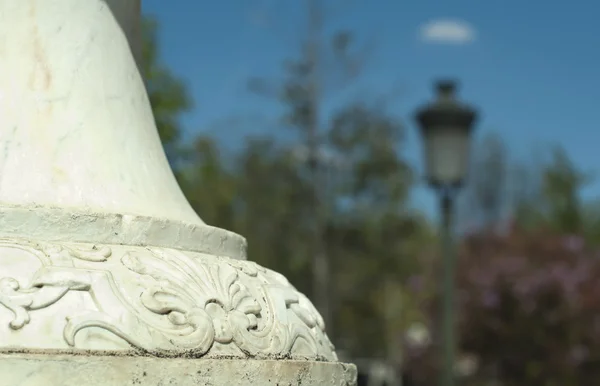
[0,352,357,386]
[0,0,200,225]
[0,0,356,384]
[0,238,337,361]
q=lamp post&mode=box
[414,80,478,386]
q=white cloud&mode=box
[419,19,476,44]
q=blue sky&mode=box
[142,0,600,217]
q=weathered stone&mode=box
[0,0,356,384]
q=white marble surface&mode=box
[0,1,356,384]
[0,206,247,257]
[0,238,337,360]
[0,0,201,225]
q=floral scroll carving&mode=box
[0,238,336,361]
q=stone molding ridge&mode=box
[0,237,337,361]
[0,205,247,259]
[0,353,358,386]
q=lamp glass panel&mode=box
[422,125,470,186]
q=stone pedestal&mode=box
[0,1,356,384]
[1,354,356,385]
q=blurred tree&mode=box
[247,0,373,333]
[245,0,428,363]
[179,135,315,291]
[580,199,600,245]
[510,160,546,230]
[463,138,593,238]
[325,102,430,359]
[462,132,509,230]
[176,0,430,367]
[234,138,315,281]
[403,141,600,384]
[405,226,600,386]
[141,16,192,164]
[179,136,238,230]
[456,228,600,386]
[511,146,594,238]
[540,147,589,234]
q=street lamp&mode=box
[414,80,478,386]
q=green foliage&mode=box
[143,7,600,380]
[178,135,315,291]
[467,139,599,242]
[179,62,425,365]
[241,0,430,360]
[463,132,509,228]
[329,103,413,208]
[540,147,590,233]
[403,140,600,384]
[322,102,429,355]
[233,138,315,282]
[141,17,192,160]
[511,146,597,240]
[179,136,238,231]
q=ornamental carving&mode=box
[0,238,336,361]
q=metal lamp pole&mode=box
[415,81,478,386]
[439,187,456,386]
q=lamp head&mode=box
[415,80,478,189]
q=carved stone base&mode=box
[0,236,337,361]
[0,351,357,386]
[0,0,356,382]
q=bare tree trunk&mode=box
[306,0,332,333]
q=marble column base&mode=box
[0,350,357,386]
[0,212,356,385]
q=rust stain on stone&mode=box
[28,0,52,91]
